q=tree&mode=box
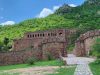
[0,41,3,51]
[4,37,9,46]
[55,4,73,15]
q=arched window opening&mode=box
[38,34,39,37]
[27,35,30,38]
[51,33,53,36]
[35,34,37,37]
[43,34,44,37]
[33,34,34,37]
[59,32,62,35]
[48,33,50,36]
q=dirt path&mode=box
[63,54,95,65]
[0,66,59,75]
[63,54,95,75]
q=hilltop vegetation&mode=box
[0,0,100,50]
[0,15,74,42]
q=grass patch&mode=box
[48,66,75,75]
[0,60,63,70]
[90,63,100,75]
[0,64,30,71]
[0,72,19,75]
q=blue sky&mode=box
[0,0,85,25]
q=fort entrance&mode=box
[74,30,100,56]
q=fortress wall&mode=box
[0,29,74,66]
[0,49,42,66]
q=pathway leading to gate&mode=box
[74,63,93,75]
[63,54,95,75]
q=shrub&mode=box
[94,59,100,64]
[89,50,92,56]
[57,59,65,67]
[27,57,37,65]
[47,53,54,61]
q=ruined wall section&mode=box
[0,29,75,65]
[13,29,68,51]
[0,49,42,66]
[74,30,100,56]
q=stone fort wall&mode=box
[0,49,42,66]
[0,29,100,65]
[13,29,74,51]
[0,41,66,66]
[0,29,75,66]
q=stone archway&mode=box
[74,30,100,56]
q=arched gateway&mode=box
[74,30,100,56]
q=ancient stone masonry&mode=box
[74,30,100,56]
[0,48,43,66]
[0,29,100,66]
[0,29,75,65]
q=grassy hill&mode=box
[0,0,100,45]
[0,15,74,43]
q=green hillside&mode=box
[0,0,100,44]
[0,15,74,42]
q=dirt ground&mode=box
[0,66,59,75]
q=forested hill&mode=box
[0,0,100,44]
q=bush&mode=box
[27,57,37,65]
[47,53,54,61]
[57,59,65,67]
[93,59,100,64]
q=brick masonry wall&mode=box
[0,49,42,66]
[42,42,67,60]
[0,29,75,65]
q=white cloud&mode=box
[0,21,15,26]
[37,8,53,18]
[68,4,77,7]
[53,6,60,11]
[37,5,60,18]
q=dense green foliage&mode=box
[0,15,74,43]
[91,38,100,58]
[0,37,12,51]
[90,62,100,75]
[90,38,100,64]
[0,0,100,51]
